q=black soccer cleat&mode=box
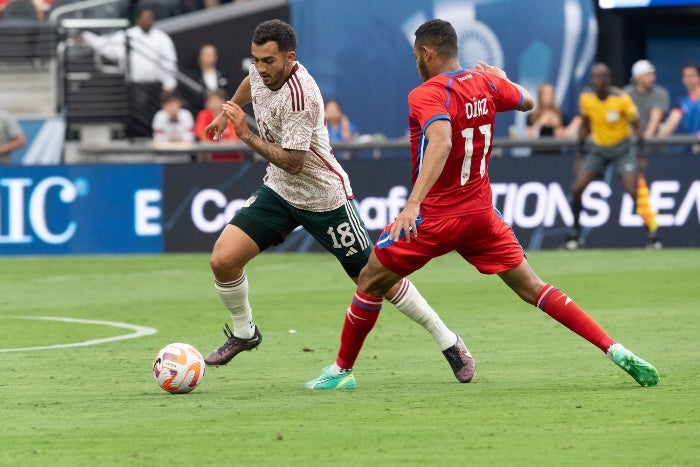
[204,323,262,366]
[442,333,476,383]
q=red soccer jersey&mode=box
[408,69,523,218]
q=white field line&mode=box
[0,316,157,352]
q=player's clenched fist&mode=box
[222,101,252,141]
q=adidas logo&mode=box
[345,247,358,256]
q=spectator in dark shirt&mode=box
[185,44,233,114]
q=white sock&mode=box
[215,272,255,339]
[389,278,457,351]
[330,362,351,375]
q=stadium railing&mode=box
[75,134,700,163]
[0,21,59,68]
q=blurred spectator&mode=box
[180,0,204,14]
[203,0,250,8]
[132,0,181,20]
[659,63,700,137]
[194,88,244,162]
[324,98,357,142]
[152,91,194,143]
[185,43,233,114]
[324,98,357,159]
[82,6,178,138]
[0,0,41,21]
[622,60,666,248]
[0,108,26,164]
[526,83,578,139]
[623,60,669,138]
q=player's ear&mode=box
[286,50,296,63]
[423,45,437,62]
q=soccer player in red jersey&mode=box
[200,20,473,383]
[306,19,659,389]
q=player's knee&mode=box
[210,248,238,275]
[209,251,226,275]
[359,269,397,298]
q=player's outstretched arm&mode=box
[514,85,534,112]
[389,119,451,243]
[475,61,534,112]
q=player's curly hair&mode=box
[253,19,297,52]
[414,19,457,59]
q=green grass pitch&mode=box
[1,249,698,466]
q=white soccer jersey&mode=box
[249,62,354,212]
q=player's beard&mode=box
[261,72,278,88]
[261,64,287,90]
[417,56,429,82]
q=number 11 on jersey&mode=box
[460,123,491,186]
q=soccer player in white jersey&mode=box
[202,19,475,384]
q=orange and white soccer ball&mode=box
[153,343,205,394]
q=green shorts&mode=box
[231,185,373,277]
[582,139,637,176]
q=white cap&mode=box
[631,60,655,80]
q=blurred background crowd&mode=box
[1,0,700,164]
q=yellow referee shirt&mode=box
[579,86,639,147]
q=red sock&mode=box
[535,284,615,352]
[336,290,383,369]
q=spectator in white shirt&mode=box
[152,91,194,144]
[82,7,178,138]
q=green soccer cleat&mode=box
[607,343,660,387]
[304,366,357,389]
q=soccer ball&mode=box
[152,343,205,394]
